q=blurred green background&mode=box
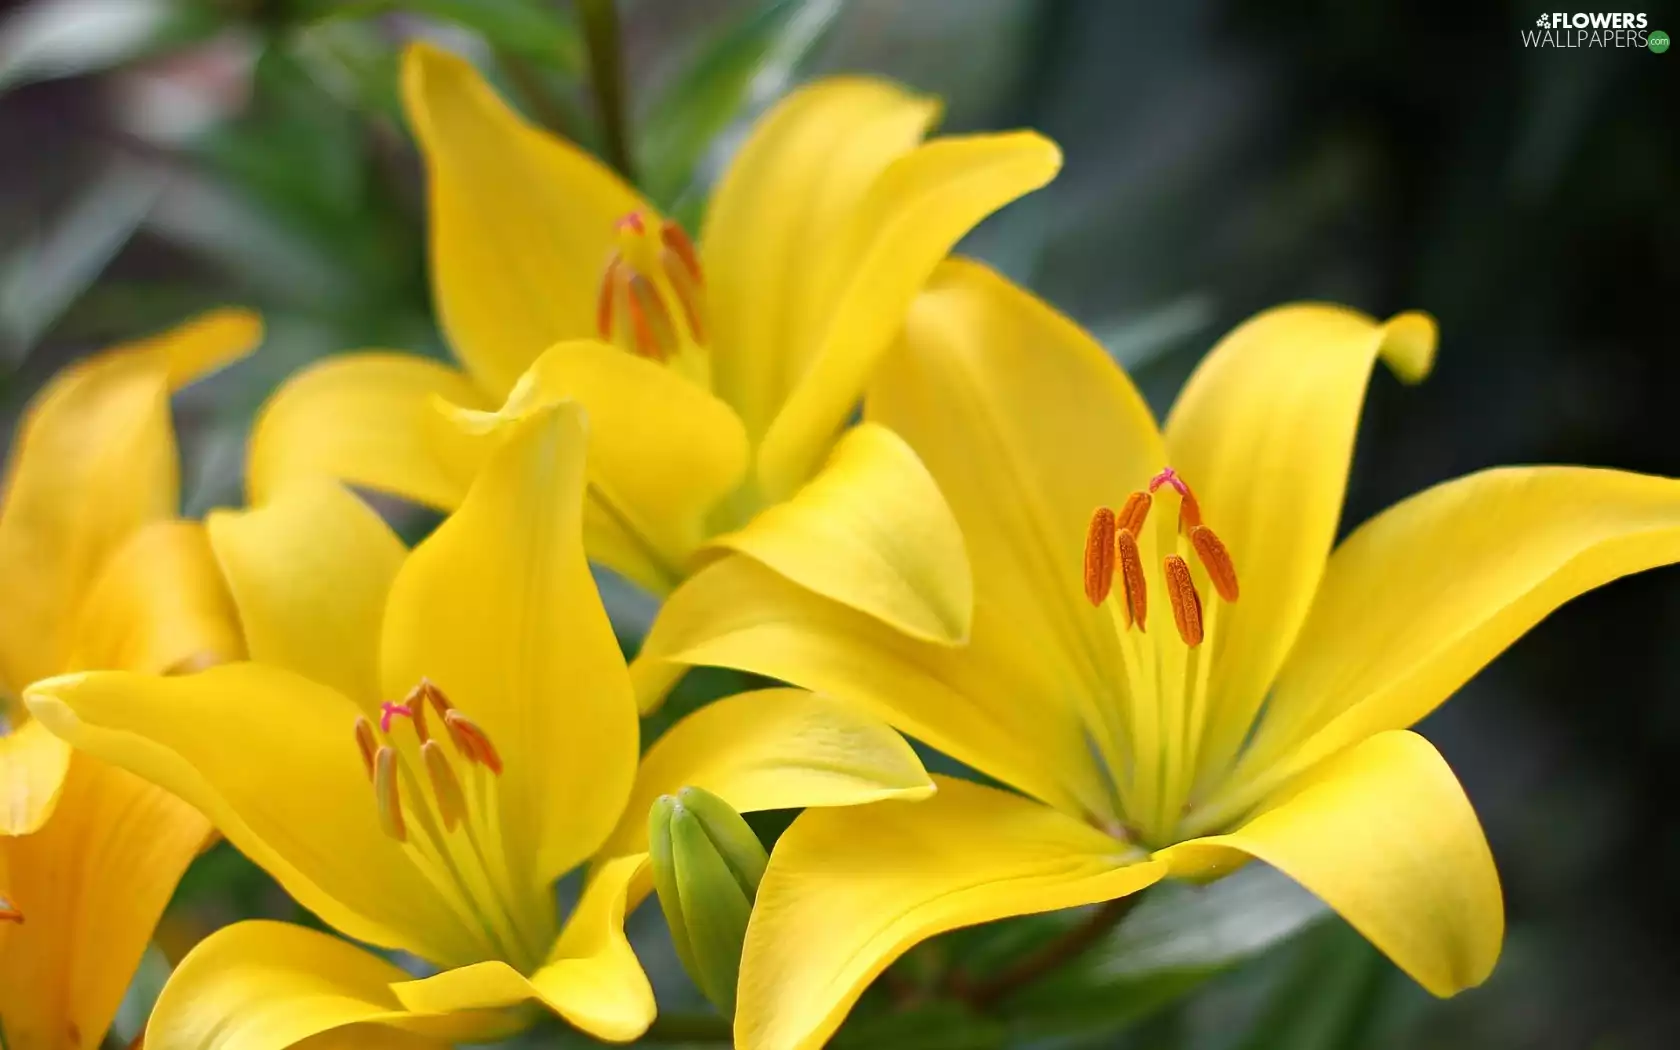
[3,0,1678,1047]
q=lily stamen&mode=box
[1083,507,1117,606]
[374,746,406,842]
[1,894,21,924]
[422,740,468,832]
[354,716,378,780]
[1116,529,1147,630]
[445,710,503,775]
[596,211,709,365]
[1189,525,1239,601]
[1164,554,1204,647]
[1117,490,1152,535]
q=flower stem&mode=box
[577,0,636,182]
[950,892,1147,1009]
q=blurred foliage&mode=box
[2,0,1678,1047]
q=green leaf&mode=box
[0,0,218,94]
[639,0,843,207]
[0,160,165,361]
[999,865,1330,1041]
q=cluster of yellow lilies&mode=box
[5,42,1680,1050]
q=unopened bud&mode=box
[647,787,768,1016]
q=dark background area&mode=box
[2,1,1677,1047]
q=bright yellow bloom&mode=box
[0,311,257,1050]
[245,44,1055,676]
[26,401,932,1049]
[635,259,1680,1050]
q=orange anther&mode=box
[1,893,21,924]
[445,710,503,776]
[616,211,646,234]
[422,740,466,832]
[660,221,703,285]
[1164,554,1204,647]
[1117,490,1152,535]
[1177,488,1203,531]
[420,679,455,721]
[1116,528,1147,630]
[374,746,406,842]
[1189,525,1239,602]
[595,256,623,340]
[354,716,377,781]
[1084,507,1117,606]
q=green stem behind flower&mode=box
[950,891,1148,1009]
[577,0,636,182]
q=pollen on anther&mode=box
[354,716,377,780]
[1117,490,1152,535]
[660,221,703,285]
[1084,507,1117,606]
[445,710,504,776]
[1164,554,1204,647]
[1116,528,1147,630]
[422,740,467,832]
[374,746,406,842]
[596,256,623,340]
[1190,525,1239,602]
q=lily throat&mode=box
[596,211,711,386]
[1080,468,1243,846]
[354,679,547,971]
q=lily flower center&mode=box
[596,211,709,372]
[353,680,542,969]
[1080,467,1242,845]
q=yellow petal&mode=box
[636,555,1109,820]
[395,853,657,1043]
[599,687,933,859]
[1161,305,1437,784]
[444,339,751,592]
[1159,731,1501,997]
[68,519,242,676]
[25,665,485,964]
[0,352,174,692]
[0,717,72,834]
[402,42,646,396]
[703,77,941,439]
[382,403,639,888]
[755,132,1063,498]
[208,479,405,708]
[1237,467,1680,788]
[867,258,1165,800]
[106,306,262,390]
[711,422,971,644]
[0,753,208,1050]
[736,776,1164,1050]
[143,920,515,1050]
[247,352,490,510]
[0,310,260,694]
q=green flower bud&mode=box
[647,786,769,1016]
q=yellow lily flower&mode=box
[26,400,932,1049]
[245,43,1055,665]
[634,259,1680,1050]
[0,311,257,1050]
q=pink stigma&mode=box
[615,211,646,234]
[379,702,413,733]
[1149,467,1188,497]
